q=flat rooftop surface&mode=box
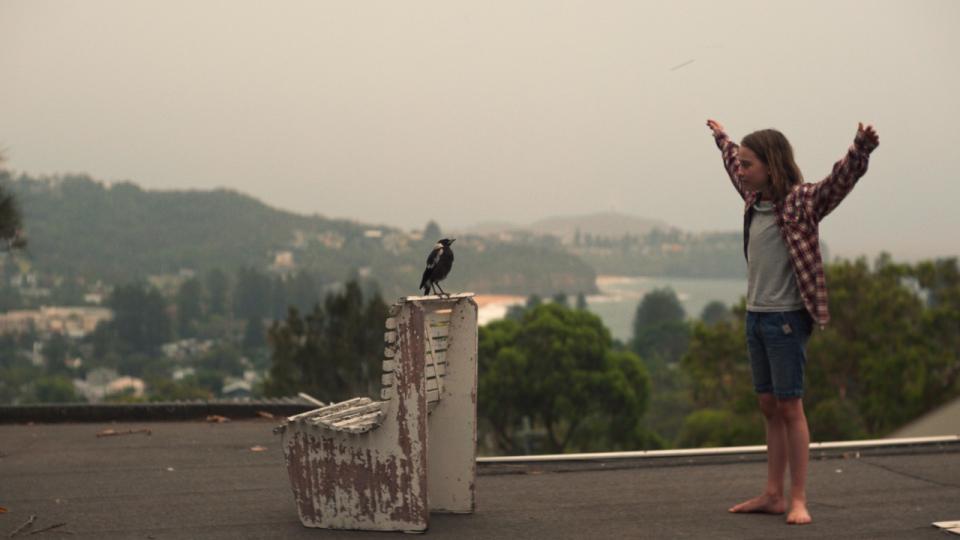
[2,420,959,539]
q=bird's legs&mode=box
[434,282,450,297]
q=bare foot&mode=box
[786,501,812,525]
[728,493,786,514]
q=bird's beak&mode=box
[450,239,456,244]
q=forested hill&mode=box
[4,172,597,297]
[10,173,340,281]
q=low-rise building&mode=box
[73,368,146,402]
[0,306,113,338]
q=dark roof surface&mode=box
[2,419,958,539]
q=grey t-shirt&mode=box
[746,200,805,312]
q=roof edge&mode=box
[0,400,313,423]
[478,435,960,464]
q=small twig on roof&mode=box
[95,428,152,438]
[28,522,69,535]
[298,392,326,407]
[9,514,36,538]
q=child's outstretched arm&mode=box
[706,119,748,200]
[809,123,880,221]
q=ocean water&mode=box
[587,275,746,341]
[477,275,747,342]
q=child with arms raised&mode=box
[706,119,879,524]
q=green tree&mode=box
[676,256,960,446]
[640,352,694,446]
[914,258,960,393]
[117,352,160,378]
[270,275,288,320]
[263,280,389,401]
[423,220,442,242]
[200,344,246,377]
[51,277,86,305]
[0,337,43,405]
[631,288,691,364]
[262,306,311,398]
[633,287,685,334]
[633,319,691,365]
[148,376,212,401]
[108,282,172,354]
[319,280,389,396]
[28,375,84,404]
[288,271,320,313]
[700,300,732,325]
[629,289,693,443]
[43,333,67,370]
[243,316,267,350]
[807,255,957,436]
[102,388,148,403]
[477,318,525,452]
[205,268,229,316]
[675,315,763,447]
[681,318,755,414]
[0,284,23,311]
[194,369,225,395]
[675,408,761,448]
[0,151,27,251]
[807,398,866,441]
[176,277,204,338]
[479,303,653,454]
[233,267,271,320]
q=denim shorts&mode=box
[745,309,814,399]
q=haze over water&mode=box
[478,275,746,341]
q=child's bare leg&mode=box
[729,393,787,514]
[779,397,812,524]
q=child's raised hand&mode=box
[858,122,879,147]
[706,119,725,137]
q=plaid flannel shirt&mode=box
[713,130,879,326]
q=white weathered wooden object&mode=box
[277,293,478,532]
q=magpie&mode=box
[419,238,455,296]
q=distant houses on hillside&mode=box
[0,306,113,338]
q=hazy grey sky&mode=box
[2,0,958,261]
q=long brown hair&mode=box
[741,129,803,202]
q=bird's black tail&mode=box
[419,271,430,296]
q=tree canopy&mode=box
[0,153,26,251]
[678,255,960,446]
[479,302,654,454]
[262,280,388,402]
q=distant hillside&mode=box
[4,172,597,298]
[571,230,747,278]
[457,220,521,236]
[529,212,671,243]
[456,212,752,278]
[458,212,671,244]
[10,174,353,282]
